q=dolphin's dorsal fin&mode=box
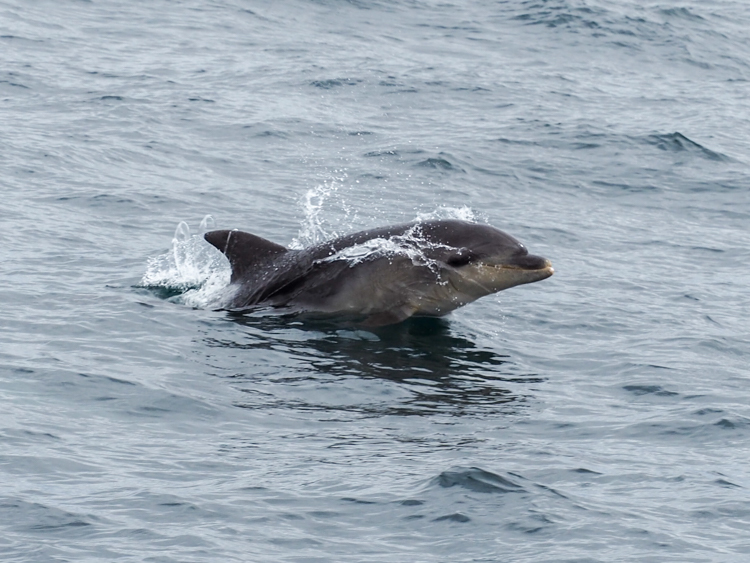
[204,229,287,283]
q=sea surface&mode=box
[2,0,750,561]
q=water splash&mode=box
[316,222,454,283]
[316,237,420,266]
[290,172,358,249]
[291,175,479,251]
[140,215,230,307]
[414,205,477,223]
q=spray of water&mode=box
[289,172,358,249]
[316,221,462,283]
[140,215,230,307]
[414,205,477,223]
[294,183,481,276]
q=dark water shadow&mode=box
[206,312,543,416]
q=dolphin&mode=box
[204,219,553,326]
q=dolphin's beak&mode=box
[496,254,554,281]
[507,253,552,271]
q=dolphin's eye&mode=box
[446,253,473,267]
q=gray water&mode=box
[2,0,750,561]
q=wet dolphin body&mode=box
[204,220,553,326]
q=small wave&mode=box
[658,7,705,21]
[433,466,525,494]
[310,78,361,89]
[714,416,750,430]
[642,132,728,161]
[416,156,464,172]
[4,499,95,533]
[0,78,30,89]
[512,2,606,31]
[623,384,679,397]
[363,149,402,158]
[714,478,741,488]
[433,512,471,523]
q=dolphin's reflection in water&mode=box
[205,312,543,416]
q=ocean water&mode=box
[2,0,750,561]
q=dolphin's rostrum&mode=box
[204,219,553,326]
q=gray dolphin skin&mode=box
[204,220,554,326]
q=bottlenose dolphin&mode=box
[204,219,553,326]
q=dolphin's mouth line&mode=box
[489,264,554,273]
